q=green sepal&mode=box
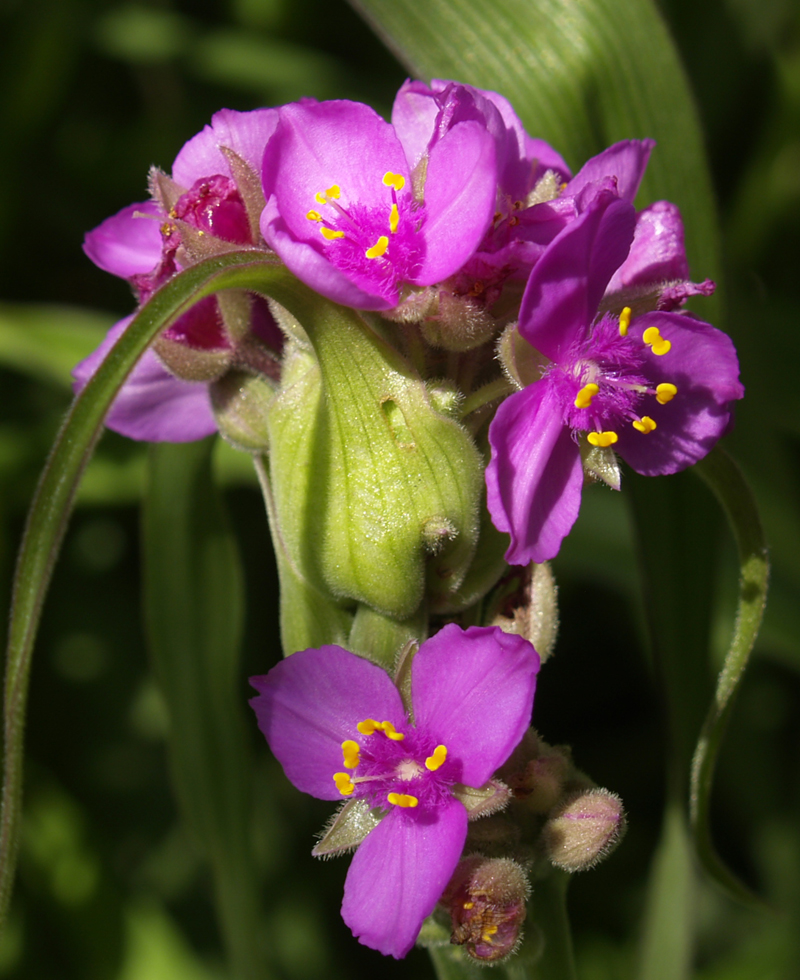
[311,799,384,859]
[267,301,483,620]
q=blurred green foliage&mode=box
[0,0,798,977]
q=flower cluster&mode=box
[78,78,744,960]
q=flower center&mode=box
[552,308,679,444]
[304,172,425,300]
[332,717,451,811]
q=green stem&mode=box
[690,447,769,909]
[460,376,515,418]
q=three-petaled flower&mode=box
[249,624,539,958]
[486,189,744,565]
[260,98,498,310]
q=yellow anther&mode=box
[333,772,355,796]
[321,227,344,241]
[314,184,341,205]
[306,209,322,221]
[389,202,400,233]
[383,172,405,191]
[574,383,599,409]
[463,902,475,910]
[356,719,404,740]
[656,383,678,404]
[587,431,618,448]
[365,236,389,259]
[481,926,499,942]
[341,740,360,769]
[643,326,671,355]
[632,416,657,434]
[387,792,418,808]
[425,745,448,771]
[619,306,632,337]
[379,721,405,741]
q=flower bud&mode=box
[210,370,274,452]
[488,561,559,662]
[542,788,626,872]
[441,855,530,962]
[418,291,497,351]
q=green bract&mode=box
[267,302,483,623]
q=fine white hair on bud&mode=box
[541,787,627,872]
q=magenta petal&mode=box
[519,193,636,362]
[391,79,442,170]
[567,139,655,203]
[606,201,690,291]
[615,312,744,475]
[486,382,584,564]
[415,120,497,285]
[72,317,217,442]
[342,799,468,958]
[263,100,409,243]
[172,107,279,187]
[411,624,539,787]
[83,201,163,278]
[249,647,406,801]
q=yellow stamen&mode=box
[357,719,405,740]
[333,772,355,796]
[341,740,360,769]
[587,431,618,448]
[619,306,632,337]
[389,202,400,233]
[379,721,405,741]
[365,236,389,259]
[383,172,405,191]
[656,383,678,404]
[574,382,599,409]
[643,325,671,355]
[632,416,657,434]
[425,744,448,771]
[321,227,344,241]
[463,902,475,910]
[481,926,498,943]
[387,792,418,808]
[315,184,341,204]
[306,209,322,221]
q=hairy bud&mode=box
[542,788,627,872]
[441,855,530,963]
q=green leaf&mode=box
[143,439,265,980]
[0,249,302,935]
[636,804,696,980]
[690,448,769,909]
[349,0,721,318]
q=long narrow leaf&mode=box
[143,440,266,979]
[0,249,296,932]
[690,448,769,908]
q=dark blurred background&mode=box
[0,0,798,977]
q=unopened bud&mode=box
[489,561,559,662]
[210,370,274,452]
[542,788,626,872]
[497,322,548,388]
[419,291,497,351]
[441,855,530,963]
